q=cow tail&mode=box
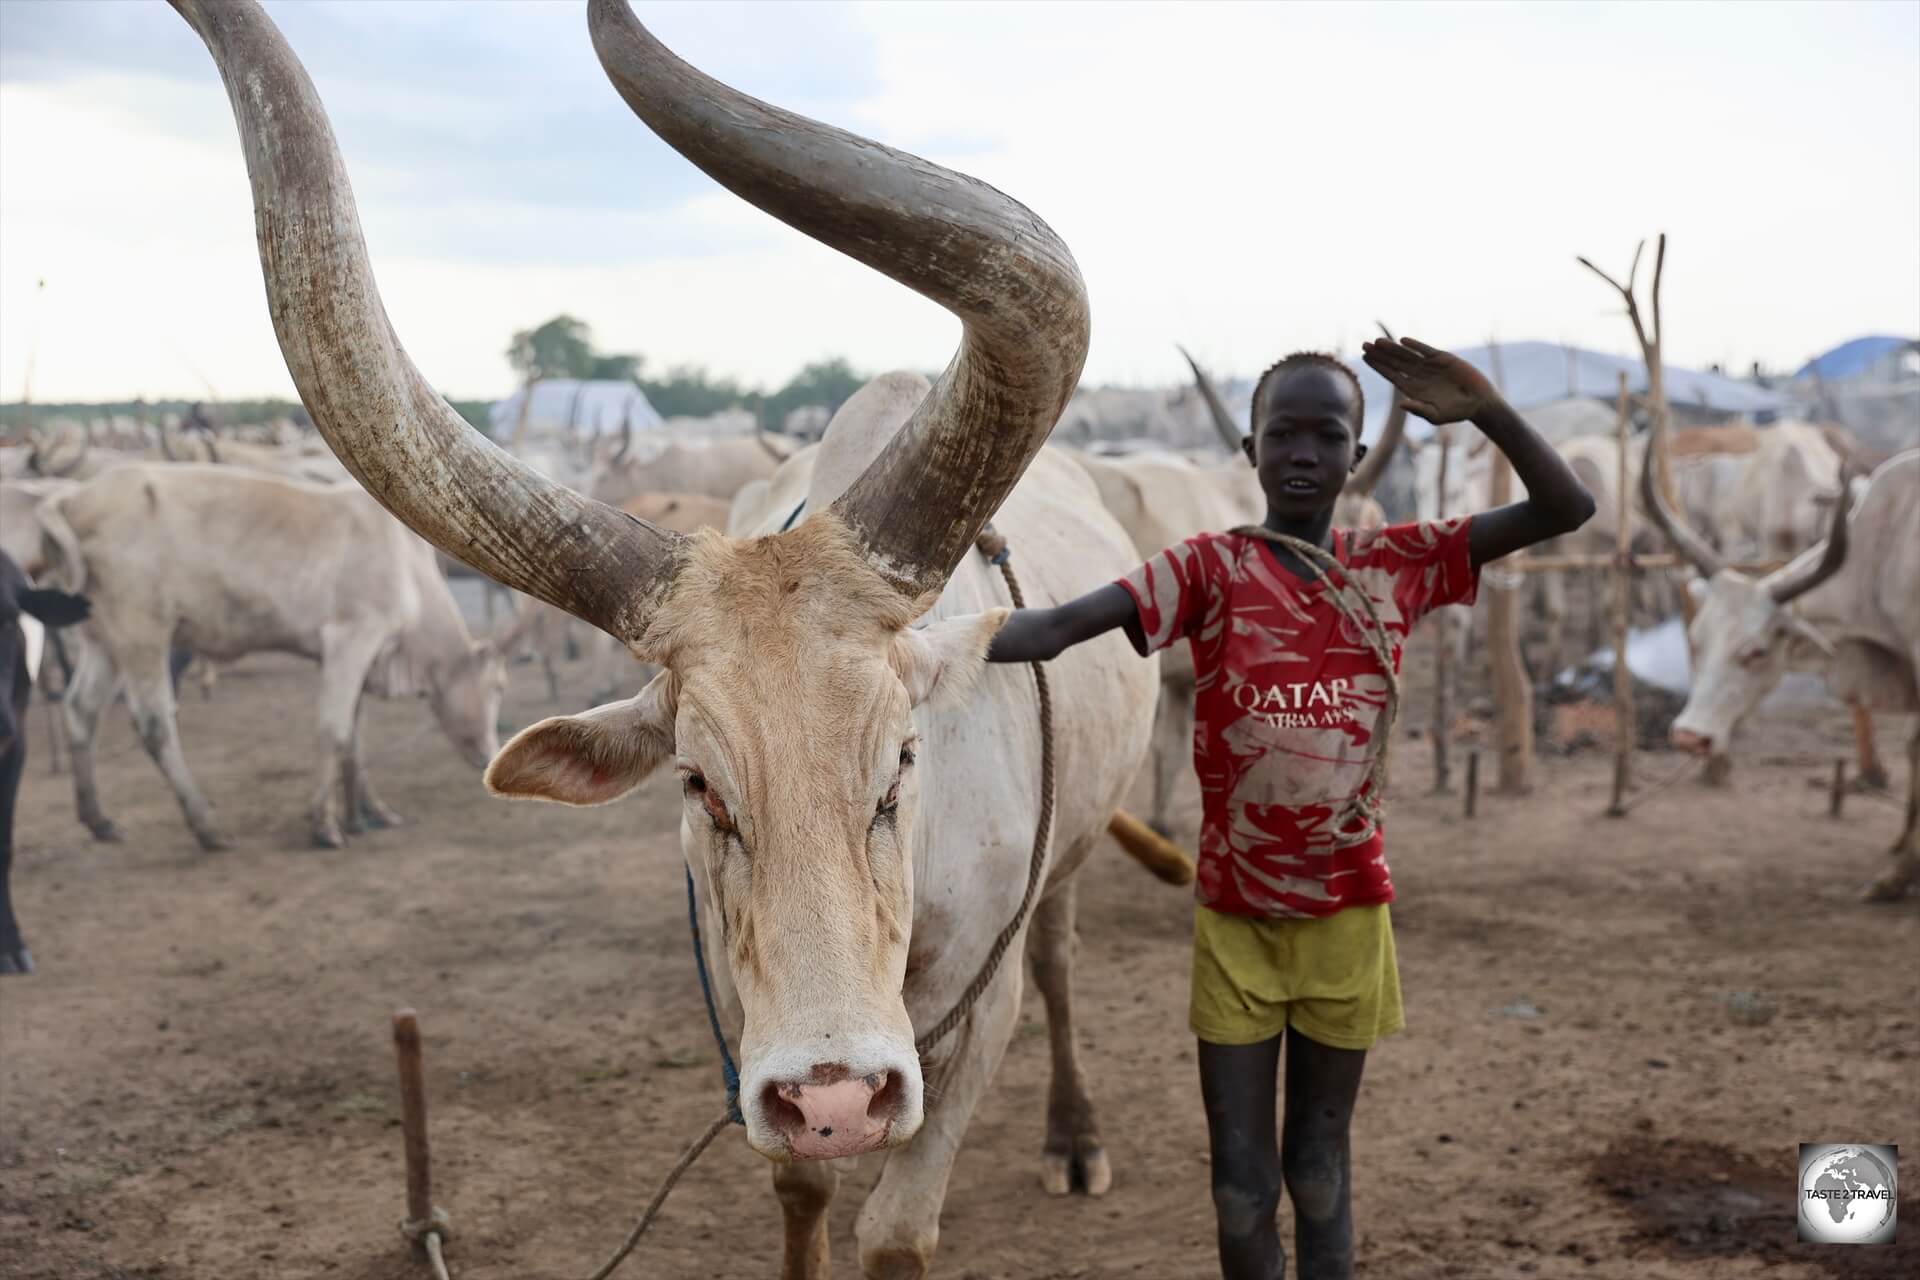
[34,496,88,595]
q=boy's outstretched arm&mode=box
[1361,337,1598,568]
[986,582,1142,663]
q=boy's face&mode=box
[1239,366,1365,520]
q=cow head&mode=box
[1640,434,1851,757]
[426,640,509,770]
[171,0,1086,1162]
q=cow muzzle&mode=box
[745,1057,919,1161]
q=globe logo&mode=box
[1798,1143,1897,1245]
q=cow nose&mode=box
[1672,727,1711,755]
[765,1068,901,1160]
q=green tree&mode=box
[639,364,751,419]
[506,315,598,382]
[764,357,863,429]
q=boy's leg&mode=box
[1281,1025,1367,1280]
[1198,1035,1285,1280]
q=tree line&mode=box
[0,314,866,437]
[507,314,865,429]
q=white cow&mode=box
[35,465,508,850]
[174,7,1158,1280]
[1644,444,1920,900]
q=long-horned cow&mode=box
[36,465,509,850]
[1643,444,1920,900]
[171,4,1156,1278]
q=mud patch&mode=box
[1590,1136,1916,1278]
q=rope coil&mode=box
[1230,527,1401,849]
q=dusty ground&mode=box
[3,638,1915,1280]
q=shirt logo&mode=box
[1230,677,1357,729]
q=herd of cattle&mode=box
[0,0,1913,1273]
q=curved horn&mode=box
[1639,431,1723,577]
[755,425,788,463]
[1177,345,1245,452]
[1349,392,1405,496]
[1768,467,1853,604]
[168,0,685,644]
[591,0,1089,599]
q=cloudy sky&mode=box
[2,0,1915,403]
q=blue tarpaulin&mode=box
[1793,335,1918,383]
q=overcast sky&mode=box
[2,0,1915,403]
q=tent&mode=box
[488,379,662,438]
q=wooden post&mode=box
[508,375,537,449]
[1464,750,1480,818]
[1829,760,1847,818]
[1431,428,1454,793]
[1607,373,1635,817]
[392,1008,435,1260]
[1483,338,1531,794]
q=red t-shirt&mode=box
[1115,520,1479,919]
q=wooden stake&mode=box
[1464,750,1480,818]
[1608,372,1635,818]
[1482,341,1532,794]
[1431,428,1453,794]
[392,1008,436,1260]
[1830,760,1847,818]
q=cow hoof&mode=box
[0,946,33,976]
[1862,874,1912,903]
[1040,1143,1112,1197]
[311,825,346,851]
[362,808,403,831]
[85,820,124,843]
[197,831,235,853]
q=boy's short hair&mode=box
[1248,353,1366,438]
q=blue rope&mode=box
[778,499,806,532]
[684,865,744,1125]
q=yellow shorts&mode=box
[1190,903,1404,1050]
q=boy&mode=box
[987,337,1594,1279]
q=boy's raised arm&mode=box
[986,583,1143,663]
[1361,337,1597,568]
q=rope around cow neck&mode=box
[1229,526,1401,850]
[584,525,1055,1280]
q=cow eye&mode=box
[682,771,734,831]
[1738,648,1769,670]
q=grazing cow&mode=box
[584,432,785,507]
[35,465,507,850]
[1643,444,1920,900]
[173,6,1156,1280]
[1,549,90,974]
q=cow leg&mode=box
[1026,878,1110,1197]
[1851,702,1890,791]
[123,657,228,851]
[311,628,384,848]
[63,640,122,843]
[1863,720,1920,903]
[1149,678,1192,838]
[1,684,30,974]
[771,1157,839,1280]
[855,960,1025,1279]
[346,699,403,831]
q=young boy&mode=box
[987,337,1595,1279]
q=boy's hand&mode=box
[1360,337,1495,425]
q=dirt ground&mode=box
[3,636,1915,1280]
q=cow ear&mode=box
[890,609,1009,711]
[486,671,678,805]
